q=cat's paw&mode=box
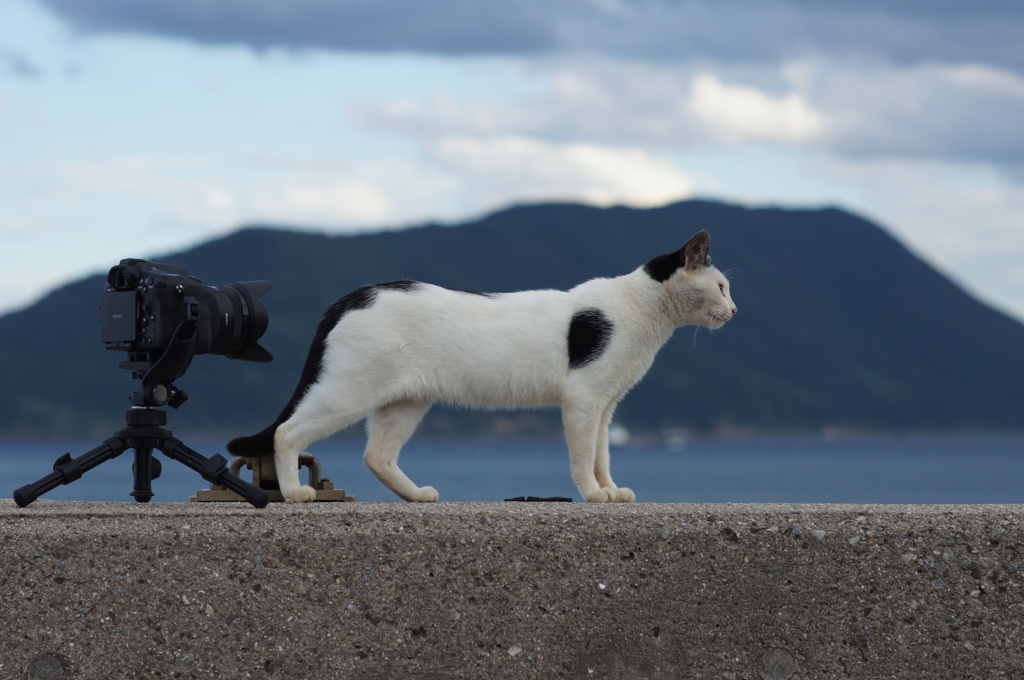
[409,486,439,502]
[585,487,619,502]
[615,487,636,503]
[585,486,636,502]
[284,485,317,504]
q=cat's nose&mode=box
[731,307,738,315]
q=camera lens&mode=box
[224,281,273,362]
[191,280,273,363]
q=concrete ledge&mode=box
[2,500,1023,679]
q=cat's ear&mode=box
[683,230,712,271]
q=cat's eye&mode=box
[718,283,725,295]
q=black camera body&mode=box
[99,258,272,364]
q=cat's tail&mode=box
[226,384,305,458]
[225,365,314,459]
[226,422,278,459]
[226,298,342,459]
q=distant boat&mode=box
[661,429,688,451]
[608,423,630,447]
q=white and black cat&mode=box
[228,230,736,503]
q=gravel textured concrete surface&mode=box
[2,500,1024,679]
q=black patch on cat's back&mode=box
[567,308,614,369]
[228,279,422,458]
[258,282,417,430]
[326,279,419,318]
[308,279,418,374]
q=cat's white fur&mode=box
[229,230,736,503]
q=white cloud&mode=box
[688,72,826,144]
[281,181,391,223]
[941,63,1024,99]
[358,59,828,150]
[358,56,1024,174]
[426,136,693,211]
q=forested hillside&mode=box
[2,200,1022,437]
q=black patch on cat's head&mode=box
[643,250,684,282]
[568,308,614,369]
[643,231,712,282]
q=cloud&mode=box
[222,159,460,228]
[688,73,825,144]
[357,58,1023,169]
[36,0,1024,71]
[31,0,1024,183]
[425,136,693,211]
[811,62,1024,164]
[357,60,821,148]
[36,0,555,55]
[0,136,691,245]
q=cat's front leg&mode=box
[594,402,635,503]
[564,403,631,502]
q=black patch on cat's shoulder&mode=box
[643,250,683,282]
[283,283,406,405]
[567,308,614,369]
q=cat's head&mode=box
[644,231,737,329]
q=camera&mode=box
[12,257,276,508]
[99,258,273,363]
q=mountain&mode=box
[2,200,1022,437]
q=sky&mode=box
[2,0,1023,322]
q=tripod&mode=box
[12,321,270,508]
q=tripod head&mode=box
[118,319,199,409]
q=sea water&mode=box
[2,434,1022,505]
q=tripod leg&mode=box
[131,447,158,503]
[12,436,129,508]
[158,436,270,508]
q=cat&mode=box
[227,230,736,503]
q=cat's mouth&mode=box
[706,310,733,329]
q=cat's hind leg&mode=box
[274,392,368,503]
[364,400,437,502]
[594,401,635,502]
